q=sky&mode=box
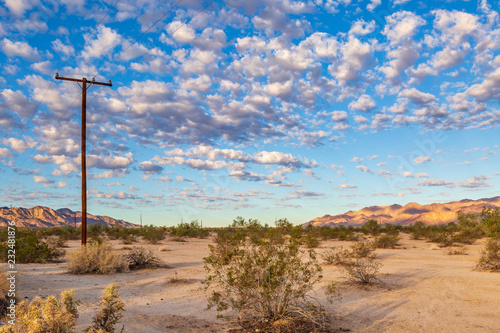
[0,0,499,227]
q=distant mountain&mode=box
[0,206,138,228]
[304,196,500,227]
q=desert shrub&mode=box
[476,238,500,271]
[381,224,400,236]
[44,235,68,249]
[455,211,485,244]
[301,234,320,248]
[124,246,164,270]
[15,290,79,333]
[341,258,382,285]
[350,241,376,258]
[141,225,166,244]
[373,235,400,249]
[0,271,13,320]
[85,284,125,333]
[409,221,427,240]
[67,242,129,274]
[321,247,352,266]
[480,207,500,238]
[0,232,64,263]
[361,220,381,236]
[170,220,209,238]
[204,240,328,331]
[447,247,468,255]
[209,228,246,265]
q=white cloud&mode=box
[383,11,426,44]
[402,171,429,178]
[3,0,35,16]
[367,0,381,12]
[34,176,53,184]
[349,94,376,112]
[81,26,121,60]
[413,156,432,164]
[349,19,376,36]
[1,38,39,60]
[356,165,375,174]
[399,88,436,104]
[264,80,293,98]
[330,37,373,83]
[52,39,74,57]
[3,137,35,153]
[339,184,357,189]
[85,153,134,170]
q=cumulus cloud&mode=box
[81,26,122,60]
[356,165,375,174]
[1,38,40,60]
[339,184,357,189]
[349,94,376,112]
[85,153,134,170]
[33,176,53,184]
[413,156,432,164]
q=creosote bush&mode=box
[341,258,382,285]
[124,246,164,270]
[0,231,64,263]
[321,247,352,266]
[67,242,129,274]
[350,241,376,259]
[204,239,329,332]
[373,235,400,249]
[476,238,500,271]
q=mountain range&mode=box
[305,196,500,227]
[0,206,138,228]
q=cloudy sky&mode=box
[1,0,499,226]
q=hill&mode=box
[0,205,138,228]
[304,196,500,227]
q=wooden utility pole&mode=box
[55,74,112,246]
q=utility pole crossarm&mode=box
[55,73,112,86]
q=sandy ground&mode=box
[9,233,500,332]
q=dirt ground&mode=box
[10,233,500,332]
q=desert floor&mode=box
[10,233,500,332]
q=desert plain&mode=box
[10,233,500,333]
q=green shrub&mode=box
[204,240,328,331]
[124,246,164,270]
[301,234,320,248]
[361,220,381,236]
[67,242,129,274]
[85,284,125,333]
[476,239,500,271]
[209,228,246,265]
[170,220,209,238]
[141,225,166,244]
[480,207,500,238]
[0,232,64,263]
[373,235,400,249]
[456,211,485,244]
[350,241,376,258]
[410,221,427,240]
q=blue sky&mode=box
[0,0,499,227]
